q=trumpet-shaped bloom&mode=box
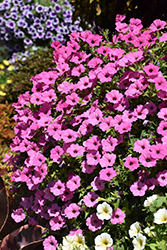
[43,236,58,250]
[96,202,113,220]
[62,234,87,250]
[129,222,141,238]
[110,208,126,224]
[132,233,146,250]
[95,233,113,250]
[130,181,147,196]
[154,208,167,224]
[144,194,158,207]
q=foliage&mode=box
[4,15,167,250]
[0,101,16,156]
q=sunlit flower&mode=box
[154,208,167,224]
[144,194,158,207]
[144,226,156,237]
[129,222,141,238]
[132,233,146,250]
[96,202,113,220]
[62,234,88,250]
[95,233,113,250]
[3,60,9,66]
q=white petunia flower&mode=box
[129,221,141,238]
[95,233,113,250]
[73,234,88,250]
[132,233,146,250]
[154,207,167,224]
[144,194,158,207]
[96,202,113,220]
[62,235,74,250]
[144,226,156,237]
[62,234,88,250]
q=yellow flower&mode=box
[6,79,12,84]
[0,91,6,96]
[3,60,10,66]
[7,65,13,71]
[0,84,5,90]
[0,64,5,70]
[0,70,4,75]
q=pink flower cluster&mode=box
[5,14,167,248]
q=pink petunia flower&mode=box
[106,90,123,104]
[50,146,64,163]
[43,235,59,250]
[64,203,80,219]
[134,138,150,153]
[99,116,116,132]
[150,143,166,160]
[99,167,117,181]
[139,150,157,167]
[11,208,26,223]
[149,19,166,31]
[66,175,81,191]
[86,213,104,231]
[100,153,116,168]
[134,104,149,120]
[115,22,129,33]
[157,108,167,120]
[143,63,159,77]
[66,92,80,106]
[86,33,102,47]
[130,181,147,196]
[101,136,118,152]
[88,108,103,126]
[91,176,105,191]
[83,192,99,207]
[154,75,167,91]
[124,156,140,171]
[61,129,79,143]
[83,135,101,151]
[86,150,101,165]
[60,187,74,202]
[49,215,66,230]
[48,204,61,217]
[156,170,167,187]
[50,180,65,196]
[115,120,132,134]
[110,208,126,224]
[66,144,85,157]
[79,120,93,135]
[81,160,96,174]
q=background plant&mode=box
[0,0,83,55]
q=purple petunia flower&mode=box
[4,33,12,40]
[24,38,33,45]
[36,4,43,13]
[4,11,10,18]
[54,3,61,13]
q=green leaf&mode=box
[154,196,166,207]
[149,243,158,250]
